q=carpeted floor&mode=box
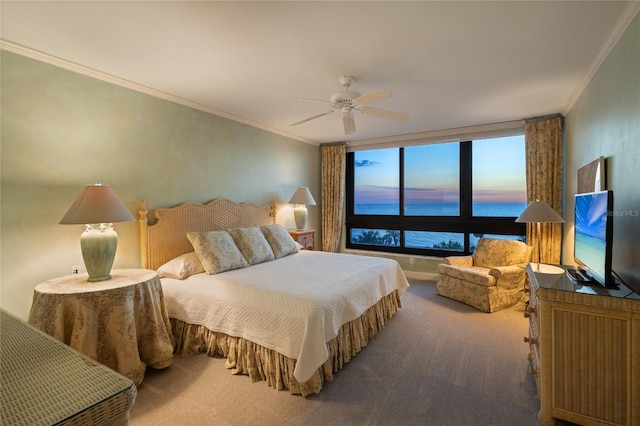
[130,279,541,426]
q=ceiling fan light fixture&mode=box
[330,90,361,107]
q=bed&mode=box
[139,198,409,396]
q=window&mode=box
[354,149,399,215]
[405,230,465,251]
[404,143,460,216]
[351,228,400,247]
[346,135,527,256]
[472,136,527,217]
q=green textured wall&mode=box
[564,13,640,291]
[1,51,320,319]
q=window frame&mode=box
[345,140,526,256]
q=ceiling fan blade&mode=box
[343,111,356,135]
[297,97,333,105]
[361,107,409,122]
[290,110,334,126]
[352,89,393,106]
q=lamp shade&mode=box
[515,199,564,274]
[60,183,134,282]
[515,200,564,223]
[60,184,135,224]
[288,186,317,206]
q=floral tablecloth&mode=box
[28,269,174,385]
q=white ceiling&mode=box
[2,1,638,146]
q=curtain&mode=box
[320,143,346,252]
[524,115,564,264]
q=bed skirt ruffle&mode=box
[170,290,402,396]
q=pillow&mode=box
[157,251,205,279]
[187,231,249,275]
[260,224,299,258]
[227,226,275,265]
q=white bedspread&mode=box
[160,250,409,382]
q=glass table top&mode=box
[527,263,640,300]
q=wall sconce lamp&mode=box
[515,199,564,273]
[288,186,316,230]
[59,183,134,282]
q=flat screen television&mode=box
[573,190,614,288]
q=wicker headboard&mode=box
[139,199,276,270]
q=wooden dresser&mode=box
[525,264,640,426]
[288,229,315,250]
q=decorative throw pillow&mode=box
[260,224,299,258]
[187,231,249,275]
[227,226,275,265]
[157,251,205,279]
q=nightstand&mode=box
[288,229,315,250]
[28,268,174,385]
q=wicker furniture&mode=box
[526,264,640,426]
[28,269,174,385]
[139,198,276,270]
[1,309,136,425]
[436,237,532,312]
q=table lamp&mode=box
[515,199,564,273]
[288,186,316,230]
[60,183,135,282]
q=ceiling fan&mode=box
[291,75,409,135]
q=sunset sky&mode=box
[354,135,526,205]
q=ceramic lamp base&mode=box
[293,205,308,230]
[80,223,117,282]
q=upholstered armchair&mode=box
[436,237,533,313]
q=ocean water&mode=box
[355,202,526,217]
[351,202,526,251]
